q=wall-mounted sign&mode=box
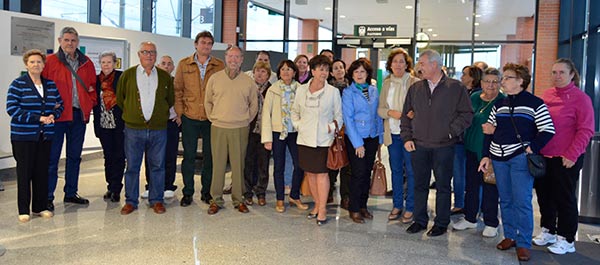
[11,17,55,56]
[354,24,397,37]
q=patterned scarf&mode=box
[253,81,270,134]
[355,82,370,101]
[279,80,298,140]
[99,71,116,110]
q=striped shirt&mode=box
[6,74,64,141]
[482,90,554,161]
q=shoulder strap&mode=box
[508,107,528,152]
[61,58,89,90]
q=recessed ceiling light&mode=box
[476,14,482,18]
[432,34,438,37]
[474,33,480,37]
[465,17,470,21]
[475,22,480,26]
[324,7,331,11]
[340,15,346,18]
[405,5,413,9]
[428,28,433,32]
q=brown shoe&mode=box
[340,197,350,210]
[275,200,285,213]
[496,238,516,250]
[207,203,220,215]
[236,203,249,213]
[151,202,166,214]
[257,196,266,206]
[350,212,365,224]
[120,204,136,215]
[516,247,530,261]
[360,208,373,220]
[388,208,402,220]
[401,211,414,224]
[244,197,254,205]
[289,197,309,210]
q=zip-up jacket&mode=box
[342,82,383,148]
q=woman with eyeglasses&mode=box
[478,63,555,261]
[292,55,342,225]
[532,58,594,255]
[453,67,504,237]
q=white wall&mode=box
[0,10,227,169]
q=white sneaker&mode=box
[532,227,557,246]
[452,218,477,230]
[547,236,575,254]
[164,190,175,198]
[33,210,54,218]
[482,226,498,238]
[141,190,149,199]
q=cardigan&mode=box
[378,74,420,146]
[6,74,64,141]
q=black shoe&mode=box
[427,225,447,237]
[200,194,212,205]
[64,194,90,204]
[406,222,427,234]
[429,181,436,189]
[103,191,112,200]
[316,218,328,226]
[110,192,120,202]
[180,195,193,207]
[47,200,55,211]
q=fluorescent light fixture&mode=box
[432,34,438,37]
[373,42,385,48]
[474,34,480,37]
[340,15,346,18]
[337,39,361,45]
[386,38,411,45]
[427,28,433,32]
[475,22,480,26]
[324,7,331,10]
[405,5,413,9]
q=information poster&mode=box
[79,36,129,74]
[11,17,55,56]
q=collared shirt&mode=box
[426,72,443,94]
[194,54,211,80]
[66,53,81,108]
[136,65,158,121]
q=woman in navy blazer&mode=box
[7,49,63,222]
[342,58,383,224]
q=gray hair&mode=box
[225,45,244,57]
[419,49,443,69]
[138,41,157,52]
[59,27,79,39]
[99,51,117,63]
[484,67,501,78]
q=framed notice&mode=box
[11,17,55,56]
[79,36,129,74]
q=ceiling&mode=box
[251,0,536,41]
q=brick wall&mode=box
[298,19,319,58]
[534,0,560,96]
[222,0,239,46]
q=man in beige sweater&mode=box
[205,46,258,214]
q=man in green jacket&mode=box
[117,41,174,215]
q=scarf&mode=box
[99,71,116,110]
[279,80,298,140]
[355,82,370,101]
[253,81,270,134]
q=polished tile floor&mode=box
[0,152,599,265]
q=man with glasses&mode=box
[205,46,258,215]
[42,26,97,211]
[117,41,174,215]
[174,31,225,206]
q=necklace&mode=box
[479,95,497,113]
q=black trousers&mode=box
[97,127,125,193]
[12,139,52,214]
[534,155,584,243]
[346,137,378,212]
[243,132,271,198]
[328,165,351,200]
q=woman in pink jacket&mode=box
[533,58,595,255]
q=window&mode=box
[101,0,141,31]
[191,0,216,36]
[42,0,87,23]
[154,0,182,36]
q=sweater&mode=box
[464,91,505,160]
[6,74,64,141]
[482,90,555,161]
[540,82,595,161]
[204,69,258,129]
[400,74,473,148]
[116,65,174,130]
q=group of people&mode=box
[7,26,595,263]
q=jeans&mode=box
[145,120,179,191]
[181,116,212,198]
[97,127,125,194]
[464,150,499,227]
[284,148,293,186]
[272,132,303,200]
[124,127,167,207]
[411,144,454,228]
[388,134,414,212]
[492,153,534,248]
[48,109,86,200]
[453,143,466,209]
[346,137,378,212]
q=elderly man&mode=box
[174,31,225,207]
[245,50,278,84]
[401,49,473,237]
[205,46,258,215]
[42,26,97,211]
[117,42,174,215]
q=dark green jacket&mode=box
[116,65,174,130]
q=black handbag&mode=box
[508,107,546,178]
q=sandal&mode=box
[388,208,402,220]
[401,211,413,224]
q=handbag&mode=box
[508,107,546,178]
[483,163,496,185]
[370,145,387,196]
[326,120,349,170]
[300,173,311,197]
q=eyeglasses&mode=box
[482,80,500,85]
[139,50,157,56]
[502,76,518,81]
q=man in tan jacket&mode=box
[174,31,224,207]
[205,46,258,215]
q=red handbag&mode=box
[326,120,349,170]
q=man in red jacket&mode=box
[42,26,97,211]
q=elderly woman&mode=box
[377,48,419,223]
[327,59,351,208]
[294,54,311,84]
[243,61,273,207]
[453,68,504,237]
[292,55,342,225]
[479,63,555,262]
[344,58,383,224]
[262,60,308,212]
[533,58,594,255]
[7,49,63,222]
[93,51,124,203]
